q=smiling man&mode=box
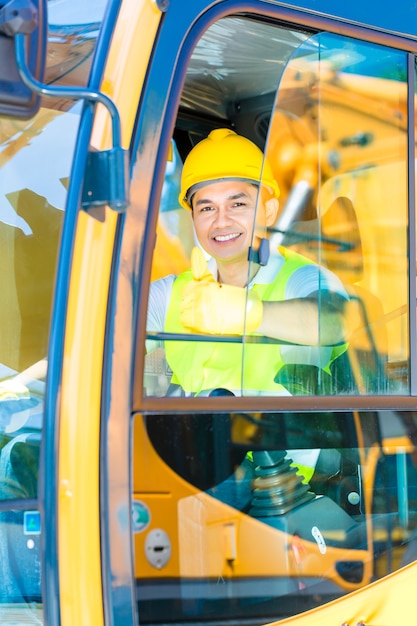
[147,128,349,396]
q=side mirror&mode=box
[0,0,47,118]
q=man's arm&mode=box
[258,293,347,346]
[181,279,348,346]
[180,247,350,346]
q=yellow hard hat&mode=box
[179,128,280,209]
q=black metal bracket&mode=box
[0,0,37,36]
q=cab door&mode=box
[0,0,163,624]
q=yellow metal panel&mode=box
[275,560,417,626]
[59,208,116,624]
[133,415,372,591]
[58,0,162,624]
[92,0,164,150]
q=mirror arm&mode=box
[14,31,129,212]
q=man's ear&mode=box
[265,196,279,226]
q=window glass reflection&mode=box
[0,0,102,609]
[134,409,417,622]
[144,22,410,398]
[266,34,409,395]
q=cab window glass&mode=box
[134,406,417,622]
[0,2,106,615]
[144,18,411,399]
[265,33,408,397]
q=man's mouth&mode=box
[213,232,241,242]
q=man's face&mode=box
[191,180,278,264]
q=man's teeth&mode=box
[214,233,239,242]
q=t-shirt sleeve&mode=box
[284,264,348,300]
[146,275,175,352]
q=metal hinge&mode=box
[82,147,130,212]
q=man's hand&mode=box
[180,247,263,334]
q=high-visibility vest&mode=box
[164,248,346,395]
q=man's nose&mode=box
[213,205,232,225]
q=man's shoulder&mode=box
[153,274,177,287]
[150,274,177,301]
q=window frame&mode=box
[129,1,417,413]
